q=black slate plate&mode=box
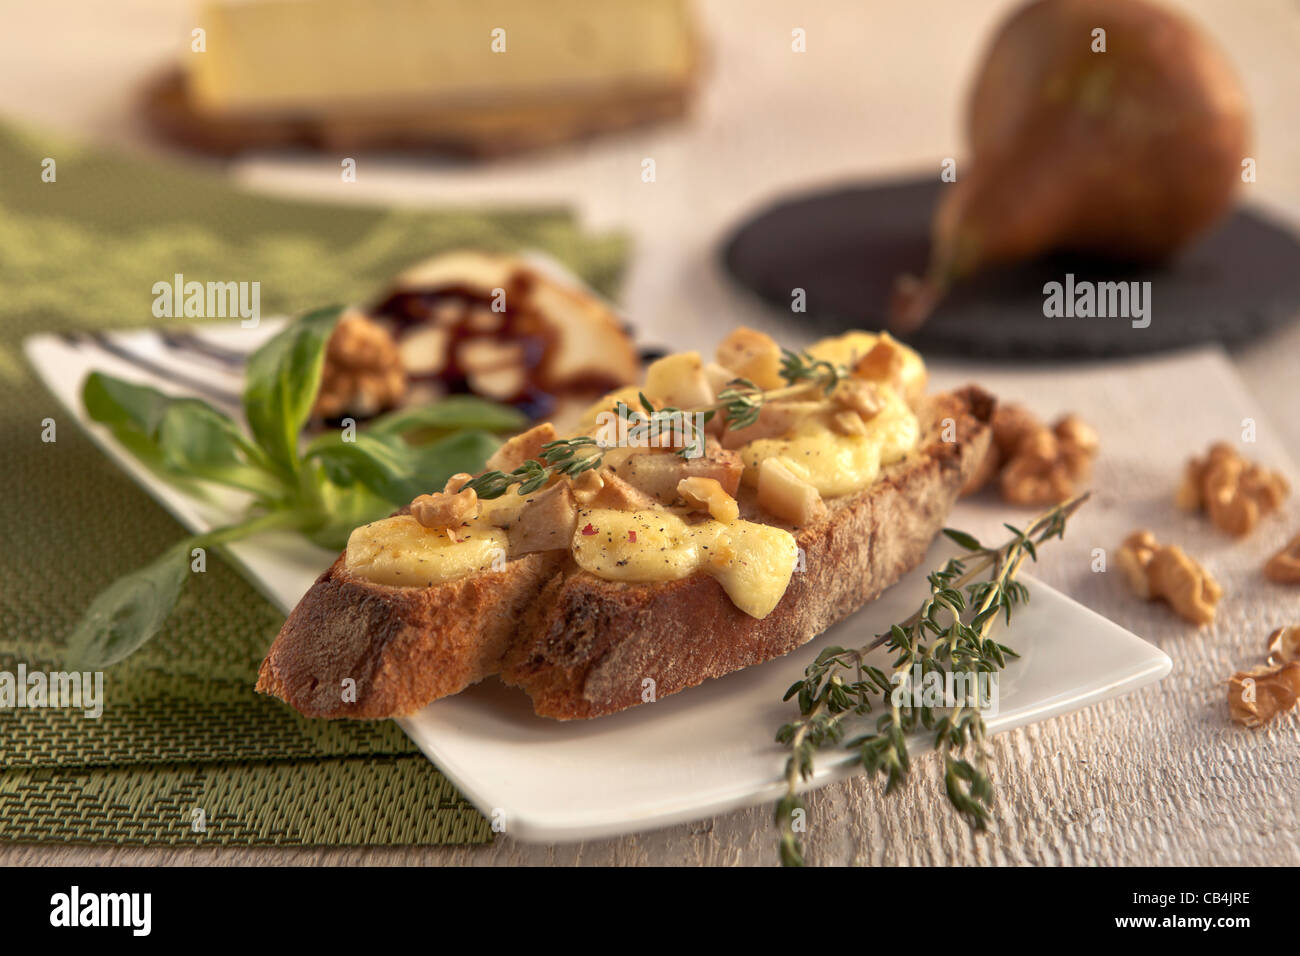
[721,178,1300,360]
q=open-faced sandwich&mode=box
[257,328,994,720]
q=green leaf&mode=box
[308,432,433,506]
[306,429,501,508]
[83,370,173,433]
[65,542,194,669]
[242,305,342,478]
[83,372,279,496]
[942,528,982,551]
[366,395,528,438]
[303,480,394,551]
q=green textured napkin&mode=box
[0,123,627,846]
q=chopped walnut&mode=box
[1267,626,1300,666]
[677,476,740,523]
[965,403,1099,505]
[1117,530,1221,625]
[853,338,905,389]
[991,404,1041,459]
[1176,442,1290,536]
[314,310,407,419]
[832,379,884,420]
[1000,426,1075,506]
[1053,415,1099,482]
[1228,662,1300,728]
[411,472,478,529]
[1264,532,1300,583]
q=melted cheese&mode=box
[344,329,926,618]
[344,515,506,588]
[571,508,797,618]
[806,331,927,404]
[737,387,918,497]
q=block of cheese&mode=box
[188,0,698,117]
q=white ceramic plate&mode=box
[25,323,1171,844]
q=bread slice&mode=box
[257,386,994,719]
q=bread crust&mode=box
[503,386,994,717]
[256,551,564,717]
[257,386,994,720]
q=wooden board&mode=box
[140,69,694,159]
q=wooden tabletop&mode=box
[4,0,1299,866]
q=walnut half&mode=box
[1228,662,1300,728]
[314,310,407,419]
[1117,530,1221,625]
[1267,626,1300,666]
[963,403,1099,505]
[1176,442,1290,536]
[411,473,478,530]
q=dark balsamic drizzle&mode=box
[370,272,629,422]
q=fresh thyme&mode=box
[464,349,850,500]
[774,492,1090,867]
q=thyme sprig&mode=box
[774,492,1090,866]
[464,350,850,500]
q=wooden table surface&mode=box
[3,0,1299,866]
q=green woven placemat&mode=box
[0,122,627,846]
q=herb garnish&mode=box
[68,305,526,669]
[774,493,1090,866]
[464,348,847,500]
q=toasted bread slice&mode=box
[257,386,994,719]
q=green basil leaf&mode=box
[306,481,396,551]
[65,541,194,669]
[84,370,179,434]
[306,429,501,507]
[410,429,503,489]
[367,396,528,437]
[242,305,342,478]
[306,431,424,505]
[83,372,279,496]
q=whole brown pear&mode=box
[891,0,1250,331]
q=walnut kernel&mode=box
[314,311,407,418]
[968,403,1098,505]
[677,476,740,524]
[1228,662,1300,728]
[1267,626,1300,666]
[411,473,478,529]
[1176,442,1289,536]
[1117,530,1221,625]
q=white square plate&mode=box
[25,323,1171,843]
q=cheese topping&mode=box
[571,508,797,619]
[344,515,506,588]
[343,328,926,619]
[736,385,919,497]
